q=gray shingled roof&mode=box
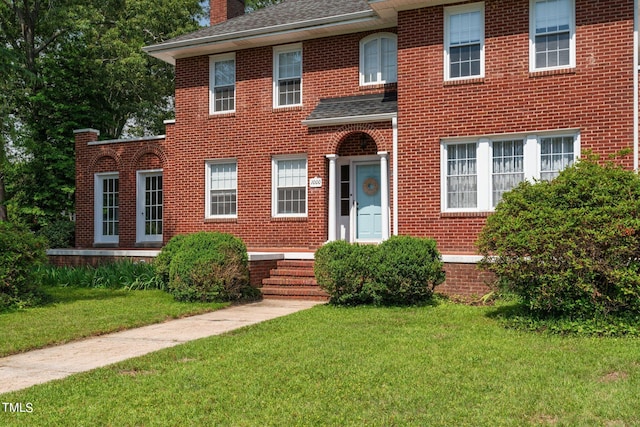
[166,0,373,44]
[305,92,397,122]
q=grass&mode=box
[0,286,227,357]
[2,302,640,426]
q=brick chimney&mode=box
[210,0,245,26]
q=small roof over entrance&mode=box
[302,92,397,127]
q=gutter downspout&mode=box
[392,116,398,236]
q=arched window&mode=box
[360,33,397,86]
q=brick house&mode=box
[60,0,639,297]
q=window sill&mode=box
[444,77,485,86]
[272,105,303,113]
[209,112,236,119]
[204,217,238,223]
[271,216,308,222]
[440,211,491,218]
[529,67,576,78]
[359,82,397,91]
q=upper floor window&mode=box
[444,3,484,80]
[273,44,302,107]
[209,53,236,114]
[530,0,575,71]
[360,33,397,86]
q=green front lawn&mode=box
[0,287,227,357]
[3,302,640,426]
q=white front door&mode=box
[136,170,163,244]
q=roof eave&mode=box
[302,112,397,128]
[144,10,387,65]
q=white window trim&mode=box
[273,43,303,108]
[441,131,580,212]
[444,2,485,81]
[529,0,576,72]
[209,52,236,115]
[205,159,238,219]
[136,169,163,244]
[94,172,119,245]
[272,154,308,218]
[359,32,398,86]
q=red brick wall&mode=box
[74,132,167,248]
[166,31,395,249]
[74,0,635,262]
[248,259,279,287]
[396,0,635,253]
[439,263,494,297]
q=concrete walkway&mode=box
[0,299,323,395]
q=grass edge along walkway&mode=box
[2,302,640,426]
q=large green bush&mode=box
[314,240,381,305]
[314,236,444,306]
[377,236,445,305]
[477,157,640,317]
[0,221,48,309]
[161,232,255,302]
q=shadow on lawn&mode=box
[43,287,132,304]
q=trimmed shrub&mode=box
[0,221,48,309]
[154,234,187,285]
[377,236,445,305]
[315,240,381,305]
[315,236,444,306]
[164,232,253,302]
[477,156,640,318]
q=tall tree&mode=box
[0,0,204,226]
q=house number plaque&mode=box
[309,177,322,188]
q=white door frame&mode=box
[136,169,163,244]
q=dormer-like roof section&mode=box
[144,0,385,64]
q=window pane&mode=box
[100,176,119,237]
[215,60,235,86]
[447,144,477,208]
[363,40,378,83]
[535,0,571,34]
[278,51,301,79]
[450,11,482,46]
[209,163,237,216]
[540,136,574,180]
[492,140,525,206]
[276,158,307,215]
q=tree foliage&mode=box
[477,155,640,318]
[0,0,204,228]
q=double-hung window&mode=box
[530,0,575,71]
[274,44,302,107]
[360,33,398,85]
[446,143,478,209]
[95,172,119,244]
[492,140,525,207]
[272,156,307,217]
[209,53,236,114]
[445,3,484,80]
[206,161,237,218]
[442,132,579,211]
